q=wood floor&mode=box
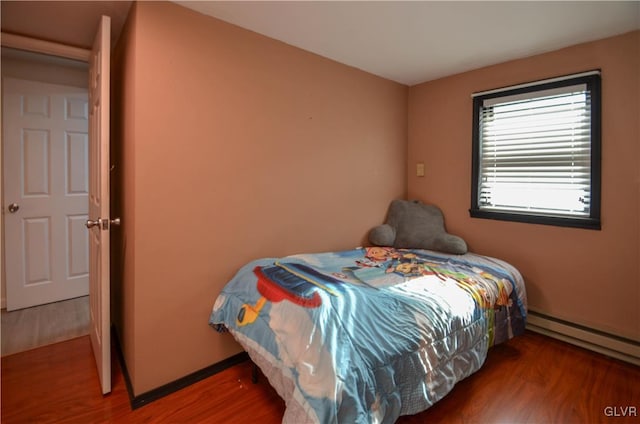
[2,331,638,423]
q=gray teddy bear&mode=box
[368,199,468,255]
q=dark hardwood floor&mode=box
[2,331,638,423]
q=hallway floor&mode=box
[1,296,89,356]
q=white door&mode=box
[87,15,113,395]
[3,77,89,311]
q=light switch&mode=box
[416,162,425,177]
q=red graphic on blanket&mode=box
[254,266,322,308]
[237,262,342,327]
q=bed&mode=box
[209,246,527,423]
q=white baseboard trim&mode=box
[526,310,640,367]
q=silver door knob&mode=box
[86,217,120,229]
[8,203,19,213]
[86,219,101,229]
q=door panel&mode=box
[3,77,89,311]
[23,129,50,195]
[68,214,89,277]
[87,14,112,395]
[24,217,52,284]
[67,131,90,194]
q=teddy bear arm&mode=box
[433,233,468,255]
[368,224,396,246]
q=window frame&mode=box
[470,72,602,230]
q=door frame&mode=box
[1,33,91,309]
[1,32,90,62]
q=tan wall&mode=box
[408,31,640,341]
[111,1,138,393]
[114,1,407,395]
[1,49,88,88]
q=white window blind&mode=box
[478,83,593,217]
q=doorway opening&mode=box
[1,47,90,354]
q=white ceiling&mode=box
[175,1,640,86]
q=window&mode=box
[471,71,601,229]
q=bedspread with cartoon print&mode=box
[209,248,527,424]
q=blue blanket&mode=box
[210,248,527,423]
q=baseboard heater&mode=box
[526,310,640,366]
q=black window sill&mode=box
[469,209,601,230]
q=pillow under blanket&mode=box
[369,199,467,255]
